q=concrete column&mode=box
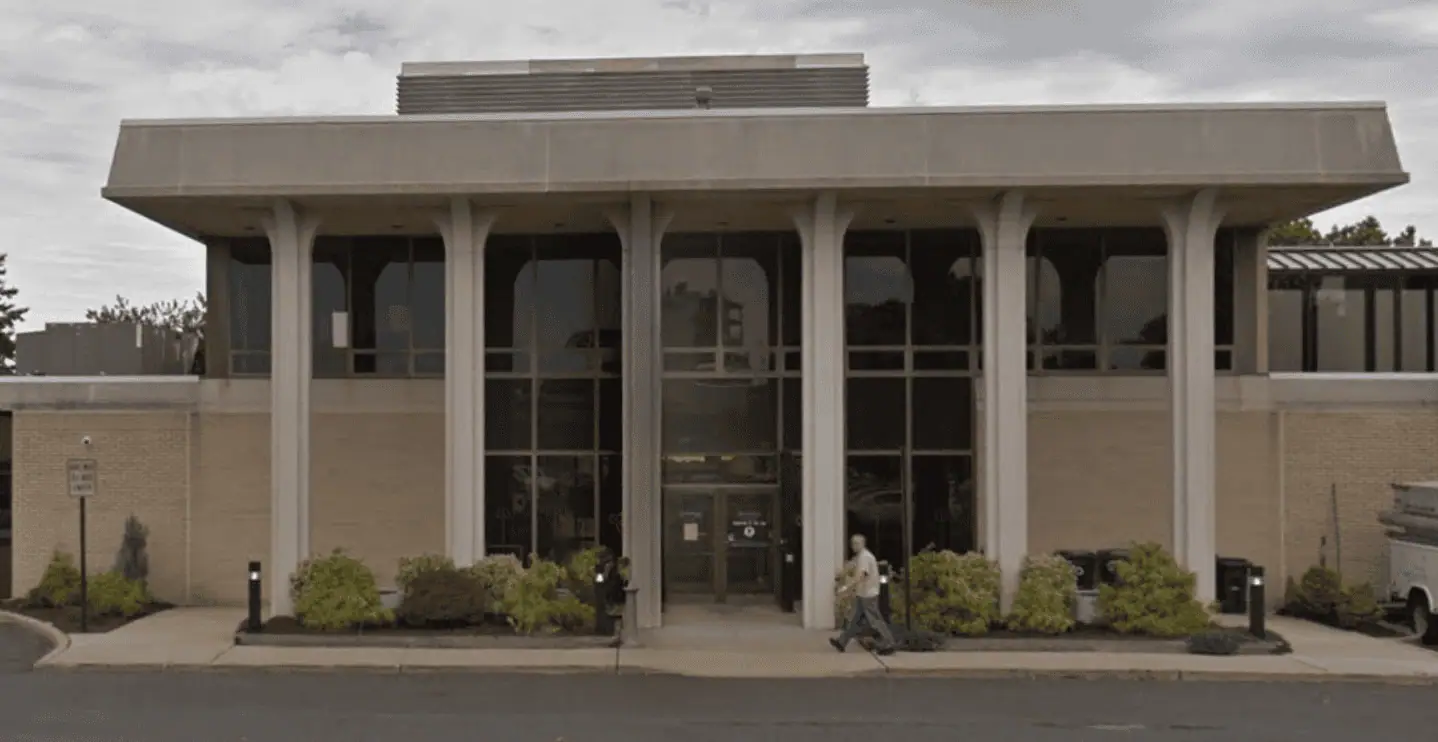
[1161,189,1225,603]
[262,200,320,617]
[435,199,496,566]
[970,192,1038,613]
[604,196,673,629]
[792,192,854,630]
[204,240,231,379]
[1232,228,1268,375]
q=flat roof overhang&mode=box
[101,102,1409,237]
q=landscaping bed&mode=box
[841,544,1288,657]
[237,615,616,649]
[1278,565,1409,639]
[3,599,172,635]
[259,547,627,649]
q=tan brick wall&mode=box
[189,411,444,605]
[1281,410,1438,590]
[11,412,190,603]
[188,413,267,604]
[310,413,444,589]
[1028,410,1280,596]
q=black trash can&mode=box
[1097,548,1131,587]
[1216,556,1252,614]
[1057,550,1099,591]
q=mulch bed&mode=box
[860,622,1288,655]
[1277,609,1410,639]
[238,615,617,648]
[1,600,173,634]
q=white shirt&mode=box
[853,548,881,599]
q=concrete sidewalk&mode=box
[25,608,1438,682]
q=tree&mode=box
[86,292,206,374]
[0,253,29,374]
[1266,216,1432,247]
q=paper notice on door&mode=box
[683,523,699,541]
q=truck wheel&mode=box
[1410,595,1438,646]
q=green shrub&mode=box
[469,554,525,609]
[26,551,82,608]
[500,557,595,635]
[564,546,606,591]
[396,553,454,594]
[86,571,148,618]
[834,563,859,626]
[1006,554,1077,635]
[906,550,1001,636]
[1186,629,1243,656]
[1336,583,1382,629]
[291,549,393,632]
[1285,566,1344,619]
[1096,542,1210,637]
[396,565,486,628]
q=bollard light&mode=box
[593,552,615,637]
[246,560,263,633]
[1247,565,1266,640]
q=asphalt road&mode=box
[2,624,1438,741]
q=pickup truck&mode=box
[1379,481,1438,645]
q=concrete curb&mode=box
[868,667,1438,685]
[0,609,71,668]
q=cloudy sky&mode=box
[0,0,1433,329]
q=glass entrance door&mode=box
[662,486,778,603]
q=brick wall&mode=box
[1028,410,1280,585]
[1281,410,1438,589]
[11,412,190,603]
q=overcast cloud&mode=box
[0,0,1433,328]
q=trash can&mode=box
[1097,548,1131,587]
[1216,556,1252,614]
[1057,550,1099,591]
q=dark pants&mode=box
[836,596,895,650]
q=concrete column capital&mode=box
[605,200,675,248]
[788,192,856,246]
[261,199,321,251]
[1159,188,1227,248]
[432,199,499,254]
[968,191,1039,248]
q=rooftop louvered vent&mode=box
[396,53,869,115]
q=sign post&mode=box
[67,458,96,633]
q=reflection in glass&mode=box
[485,237,532,349]
[1215,230,1236,347]
[719,233,779,351]
[1104,230,1167,371]
[911,455,974,555]
[598,379,622,452]
[537,379,595,450]
[484,455,533,561]
[535,455,596,565]
[1375,283,1396,371]
[845,456,904,568]
[911,377,973,451]
[910,229,978,346]
[1401,278,1434,371]
[350,237,410,356]
[228,239,272,353]
[662,455,776,484]
[780,234,803,347]
[485,379,532,451]
[781,378,801,450]
[661,234,721,348]
[535,242,597,351]
[845,377,904,450]
[1267,287,1305,372]
[312,238,348,378]
[411,238,445,350]
[844,231,909,346]
[1315,276,1366,371]
[598,455,623,555]
[661,379,778,452]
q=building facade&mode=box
[2,54,1426,631]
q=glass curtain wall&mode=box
[482,234,624,565]
[311,236,446,377]
[1268,273,1438,372]
[844,229,979,569]
[1023,227,1236,373]
[659,232,802,483]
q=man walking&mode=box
[830,534,896,655]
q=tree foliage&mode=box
[1266,216,1432,247]
[0,253,30,374]
[85,292,205,335]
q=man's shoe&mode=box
[876,646,896,656]
[828,638,845,653]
